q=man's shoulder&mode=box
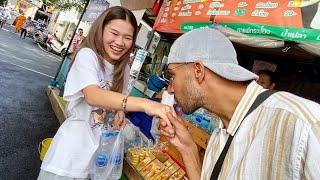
[263,91,320,123]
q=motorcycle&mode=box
[32,21,48,45]
[45,34,72,57]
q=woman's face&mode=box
[102,19,134,64]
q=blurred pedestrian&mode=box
[71,28,84,52]
[20,17,32,39]
[0,7,11,29]
[15,13,26,33]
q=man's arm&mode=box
[180,142,202,180]
[301,127,320,178]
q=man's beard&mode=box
[178,73,205,114]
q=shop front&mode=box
[15,0,42,18]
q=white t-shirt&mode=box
[40,48,130,178]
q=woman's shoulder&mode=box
[77,47,95,55]
[75,47,95,60]
[76,48,98,60]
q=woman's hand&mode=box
[111,111,126,130]
[143,99,176,136]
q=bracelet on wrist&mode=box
[121,96,128,112]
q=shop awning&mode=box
[153,0,320,55]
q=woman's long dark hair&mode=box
[73,6,138,93]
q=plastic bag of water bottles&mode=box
[92,130,124,180]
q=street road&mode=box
[0,26,61,78]
[0,26,60,179]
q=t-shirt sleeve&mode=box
[63,48,100,101]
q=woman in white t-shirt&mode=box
[38,6,175,180]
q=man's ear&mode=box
[193,60,205,83]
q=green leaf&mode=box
[55,0,86,11]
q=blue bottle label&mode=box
[96,154,107,167]
[108,154,122,165]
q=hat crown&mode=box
[168,28,238,65]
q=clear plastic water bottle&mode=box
[150,116,160,140]
[94,131,113,180]
[108,131,123,180]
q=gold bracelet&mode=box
[121,96,128,112]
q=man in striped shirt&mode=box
[160,28,320,180]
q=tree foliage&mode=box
[44,0,87,12]
[55,0,86,11]
[1,0,7,6]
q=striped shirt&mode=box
[201,81,320,180]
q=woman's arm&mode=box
[83,85,175,130]
[83,85,146,112]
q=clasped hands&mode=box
[157,110,196,152]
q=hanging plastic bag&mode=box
[92,130,124,180]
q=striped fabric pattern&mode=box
[201,81,320,180]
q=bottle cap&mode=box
[102,131,113,138]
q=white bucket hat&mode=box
[167,28,258,81]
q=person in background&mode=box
[38,6,174,180]
[257,69,276,89]
[71,28,84,52]
[14,13,26,33]
[0,7,11,29]
[20,16,32,39]
[160,28,320,180]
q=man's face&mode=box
[257,73,273,89]
[78,30,83,36]
[166,63,204,114]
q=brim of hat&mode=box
[205,62,259,81]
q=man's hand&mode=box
[160,112,196,152]
[112,111,126,130]
[160,112,201,180]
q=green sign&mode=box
[181,22,320,43]
[221,23,320,43]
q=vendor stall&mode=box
[46,1,320,179]
[152,0,320,101]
